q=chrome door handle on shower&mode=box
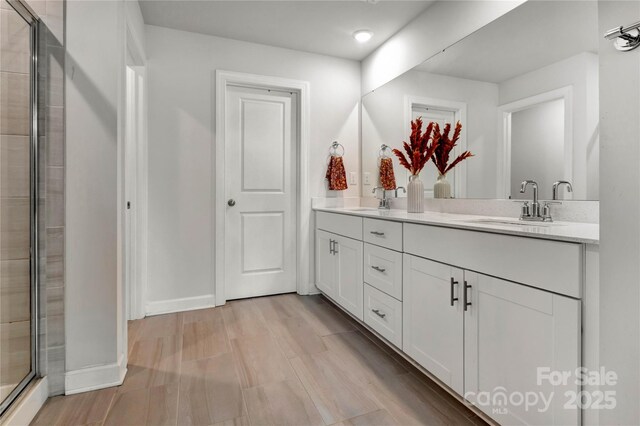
[227,199,236,207]
[371,266,386,273]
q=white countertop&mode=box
[314,207,599,245]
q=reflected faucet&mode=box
[552,181,573,200]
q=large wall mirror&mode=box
[362,1,599,201]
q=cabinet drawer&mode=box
[364,284,402,348]
[363,218,402,251]
[316,211,363,240]
[364,243,402,300]
[404,223,582,298]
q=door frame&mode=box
[214,70,311,306]
[404,95,468,198]
[496,86,573,199]
[123,25,148,321]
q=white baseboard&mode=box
[65,354,127,395]
[145,294,215,316]
[1,377,49,426]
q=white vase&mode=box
[434,174,451,199]
[407,175,424,213]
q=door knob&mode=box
[227,199,236,207]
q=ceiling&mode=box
[415,0,599,83]
[139,0,435,61]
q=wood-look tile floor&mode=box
[31,294,486,426]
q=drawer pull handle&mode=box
[450,278,459,306]
[463,281,472,311]
[372,309,386,319]
[370,231,385,236]
[371,266,386,273]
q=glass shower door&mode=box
[0,0,37,414]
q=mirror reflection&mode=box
[362,1,599,200]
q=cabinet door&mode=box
[403,254,464,394]
[315,230,336,298]
[334,234,364,320]
[464,272,580,426]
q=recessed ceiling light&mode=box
[353,30,373,43]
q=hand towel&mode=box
[379,157,397,190]
[326,155,348,191]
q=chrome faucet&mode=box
[552,181,573,200]
[519,179,561,222]
[372,186,405,210]
[520,180,541,220]
[372,187,390,209]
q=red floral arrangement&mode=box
[431,121,473,176]
[392,117,438,176]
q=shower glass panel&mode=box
[0,0,37,415]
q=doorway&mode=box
[215,71,311,306]
[123,42,147,321]
[405,96,468,198]
[224,86,297,300]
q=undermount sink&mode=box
[463,218,566,227]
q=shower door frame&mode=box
[0,0,40,416]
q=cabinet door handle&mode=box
[463,281,472,311]
[333,241,338,255]
[329,240,335,255]
[371,266,386,273]
[370,231,385,236]
[372,309,386,319]
[450,278,459,306]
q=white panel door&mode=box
[315,230,337,298]
[464,272,580,425]
[334,235,364,320]
[403,254,464,395]
[225,86,297,300]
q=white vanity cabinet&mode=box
[315,213,364,320]
[403,254,465,395]
[464,271,581,425]
[315,230,337,296]
[314,209,588,426]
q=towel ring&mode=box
[379,144,392,158]
[329,141,344,157]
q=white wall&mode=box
[65,0,146,391]
[361,0,525,94]
[598,1,640,423]
[362,70,499,199]
[65,0,122,373]
[499,52,599,200]
[145,25,361,309]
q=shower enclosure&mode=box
[0,0,39,415]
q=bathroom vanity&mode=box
[314,207,599,425]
